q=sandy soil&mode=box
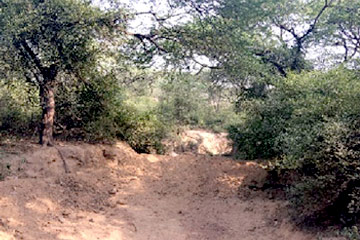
[0,140,331,240]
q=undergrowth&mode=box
[229,68,360,226]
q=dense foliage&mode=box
[0,72,166,153]
[0,0,128,145]
[0,80,39,136]
[229,68,360,224]
[158,73,238,132]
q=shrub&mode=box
[158,74,206,127]
[115,106,167,153]
[0,73,167,153]
[230,67,360,224]
[228,89,293,159]
[55,73,167,153]
[158,73,238,132]
[54,73,124,141]
[0,80,40,137]
[273,69,360,224]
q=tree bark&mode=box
[39,82,55,146]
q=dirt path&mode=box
[0,142,320,240]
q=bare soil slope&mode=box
[0,141,322,240]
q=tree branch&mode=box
[298,0,334,43]
[274,0,333,54]
[130,32,169,53]
[18,39,44,74]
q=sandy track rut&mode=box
[0,142,315,240]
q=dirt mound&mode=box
[0,141,337,239]
[170,129,232,155]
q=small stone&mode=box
[116,200,126,205]
[0,218,6,228]
[103,149,116,160]
[108,188,117,195]
[248,226,256,232]
[62,211,70,217]
[57,216,65,224]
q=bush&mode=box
[55,72,167,153]
[230,68,360,224]
[0,73,167,154]
[228,88,293,159]
[0,80,40,137]
[54,73,124,141]
[158,73,238,132]
[115,106,167,153]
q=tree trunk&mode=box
[39,82,55,146]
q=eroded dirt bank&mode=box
[0,141,326,240]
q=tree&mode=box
[315,0,360,63]
[0,0,126,145]
[136,0,334,99]
[154,0,339,77]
